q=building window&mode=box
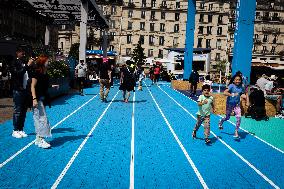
[216,39,221,50]
[161,12,166,19]
[127,35,132,44]
[150,11,155,20]
[110,20,115,28]
[174,24,179,33]
[148,49,154,57]
[271,46,276,54]
[126,48,132,56]
[173,37,178,47]
[128,10,133,18]
[199,14,204,22]
[128,22,133,30]
[206,39,211,48]
[263,35,268,42]
[208,4,213,11]
[158,49,163,58]
[273,36,277,44]
[140,22,145,30]
[175,13,180,21]
[139,35,144,44]
[230,33,234,39]
[150,23,155,31]
[200,2,204,9]
[142,0,146,7]
[254,34,259,39]
[151,0,156,7]
[217,27,222,35]
[111,6,116,15]
[262,46,267,53]
[176,2,180,9]
[197,38,203,48]
[161,1,167,8]
[207,26,212,34]
[110,32,116,41]
[198,26,204,34]
[141,11,146,19]
[208,15,213,23]
[159,36,164,45]
[149,35,155,45]
[109,45,114,51]
[218,15,223,24]
[215,53,221,61]
[160,23,165,32]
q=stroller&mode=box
[245,87,269,121]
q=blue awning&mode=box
[86,50,117,56]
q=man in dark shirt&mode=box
[189,69,200,96]
[10,49,33,138]
[98,60,112,102]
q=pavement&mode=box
[0,80,283,188]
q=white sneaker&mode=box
[37,138,51,149]
[19,131,28,138]
[12,131,23,138]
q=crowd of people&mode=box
[8,48,283,148]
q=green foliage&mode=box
[215,60,227,73]
[131,40,146,67]
[47,60,70,78]
[69,43,80,60]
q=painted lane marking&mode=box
[167,85,284,154]
[144,83,209,189]
[51,91,119,189]
[0,94,98,169]
[158,86,280,189]
[129,90,136,189]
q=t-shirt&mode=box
[197,95,214,116]
[226,84,244,106]
[75,63,87,78]
[154,67,160,75]
[256,77,269,92]
[98,62,111,79]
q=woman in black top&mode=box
[31,55,59,149]
[119,64,135,103]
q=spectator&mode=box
[75,60,88,96]
[189,69,200,96]
[98,59,112,102]
[10,49,33,138]
[257,75,283,118]
[119,64,135,103]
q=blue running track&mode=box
[0,80,283,189]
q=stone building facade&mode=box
[59,0,284,71]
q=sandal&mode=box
[205,138,211,144]
[192,130,196,139]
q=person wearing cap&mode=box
[75,60,88,96]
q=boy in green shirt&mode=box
[192,84,215,144]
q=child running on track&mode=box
[192,84,215,144]
[218,74,246,138]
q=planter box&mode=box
[171,80,203,90]
[212,93,277,117]
[48,77,70,98]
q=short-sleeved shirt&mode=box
[197,95,214,116]
[75,63,87,78]
[256,77,269,92]
[98,62,111,79]
[226,84,244,106]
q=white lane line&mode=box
[0,94,98,169]
[51,91,119,189]
[167,86,284,154]
[144,83,209,189]
[129,90,136,189]
[158,86,280,189]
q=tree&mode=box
[131,40,146,67]
[215,59,227,73]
